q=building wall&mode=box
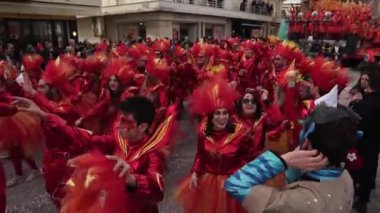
[103,12,231,41]
[30,0,100,6]
[77,17,103,43]
[0,1,101,17]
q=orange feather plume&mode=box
[61,151,127,213]
[189,76,238,116]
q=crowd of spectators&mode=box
[240,0,274,16]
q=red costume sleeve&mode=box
[282,86,297,121]
[247,118,266,160]
[6,81,24,97]
[158,87,167,108]
[43,113,115,154]
[263,101,285,126]
[129,150,166,202]
[191,133,205,175]
[31,93,80,125]
[82,96,110,120]
[0,102,17,116]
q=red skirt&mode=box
[175,173,246,213]
[0,111,44,156]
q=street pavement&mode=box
[3,70,380,213]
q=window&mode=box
[33,21,52,41]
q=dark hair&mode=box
[120,96,155,126]
[356,62,380,94]
[368,69,380,94]
[108,75,123,97]
[205,111,235,136]
[307,117,357,166]
[235,94,262,120]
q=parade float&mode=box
[285,0,380,65]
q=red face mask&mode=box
[117,114,137,131]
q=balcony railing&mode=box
[104,0,275,18]
[167,0,273,16]
[170,0,224,9]
[239,3,274,16]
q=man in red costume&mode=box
[14,96,177,212]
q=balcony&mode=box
[102,0,278,22]
[29,0,101,7]
[0,0,101,17]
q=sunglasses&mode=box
[242,99,256,104]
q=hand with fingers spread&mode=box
[281,148,328,171]
[11,96,46,118]
[106,155,136,186]
[20,74,37,96]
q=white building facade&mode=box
[0,0,282,44]
[81,0,282,42]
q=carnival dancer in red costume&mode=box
[22,58,80,125]
[0,61,42,188]
[169,45,197,105]
[208,47,229,80]
[268,57,348,153]
[227,37,241,74]
[233,89,269,158]
[237,40,256,90]
[21,53,44,88]
[78,54,106,97]
[13,96,178,213]
[176,76,253,213]
[142,55,171,133]
[19,59,94,207]
[76,59,136,134]
[189,42,214,84]
[152,39,170,61]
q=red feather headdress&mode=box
[274,41,305,64]
[103,59,135,86]
[189,76,238,116]
[145,56,170,84]
[173,45,187,57]
[310,57,348,92]
[227,37,240,47]
[190,42,214,58]
[128,43,150,61]
[42,58,75,88]
[22,54,44,73]
[79,56,105,74]
[241,40,255,50]
[152,39,170,53]
[110,42,128,58]
[95,41,109,53]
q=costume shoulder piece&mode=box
[116,112,178,162]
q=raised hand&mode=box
[281,147,328,171]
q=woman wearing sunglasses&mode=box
[234,88,266,159]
